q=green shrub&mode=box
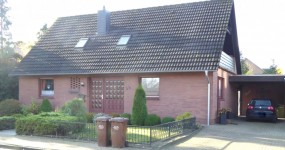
[60,98,87,122]
[86,113,94,123]
[176,112,192,121]
[131,85,148,126]
[144,114,161,126]
[162,116,175,124]
[120,113,131,125]
[0,116,16,130]
[110,113,120,118]
[16,113,83,136]
[0,99,22,116]
[22,100,41,115]
[40,99,53,112]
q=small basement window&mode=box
[117,35,131,46]
[75,38,89,48]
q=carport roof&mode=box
[229,75,285,83]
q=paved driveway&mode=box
[164,118,285,150]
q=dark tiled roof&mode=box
[12,0,234,76]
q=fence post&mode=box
[168,123,171,138]
[150,126,152,145]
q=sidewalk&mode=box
[0,130,138,150]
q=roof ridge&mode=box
[56,0,232,20]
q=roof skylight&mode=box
[75,38,89,48]
[117,35,131,46]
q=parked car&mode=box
[246,99,277,123]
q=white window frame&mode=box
[141,77,160,98]
[40,79,54,97]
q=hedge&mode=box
[0,99,22,116]
[162,116,175,124]
[0,116,16,130]
[16,112,85,136]
[144,114,161,126]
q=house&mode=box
[11,0,241,125]
[244,58,263,75]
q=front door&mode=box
[89,77,124,114]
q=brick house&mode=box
[11,0,241,125]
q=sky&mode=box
[6,0,285,72]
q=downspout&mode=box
[204,71,210,126]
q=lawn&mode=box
[44,120,193,145]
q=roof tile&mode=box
[12,0,233,75]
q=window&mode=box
[40,79,54,97]
[75,38,89,48]
[218,78,224,99]
[117,35,131,46]
[141,78,159,97]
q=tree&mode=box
[37,24,48,40]
[0,0,12,58]
[240,52,249,75]
[0,61,19,101]
[263,60,282,74]
[131,85,148,126]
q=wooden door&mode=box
[89,77,124,113]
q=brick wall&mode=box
[123,72,213,124]
[19,76,88,110]
[216,68,238,118]
[19,70,237,125]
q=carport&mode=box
[229,75,285,117]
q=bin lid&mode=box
[110,117,128,122]
[96,116,112,121]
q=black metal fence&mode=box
[127,117,197,145]
[35,121,97,141]
[17,117,197,146]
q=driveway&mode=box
[164,117,285,150]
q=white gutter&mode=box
[204,70,210,126]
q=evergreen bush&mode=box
[0,99,22,116]
[161,116,175,124]
[175,112,192,121]
[144,114,161,126]
[131,85,148,126]
[40,98,53,112]
[60,98,87,122]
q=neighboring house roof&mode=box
[11,0,238,76]
[244,58,263,75]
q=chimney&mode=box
[97,6,110,35]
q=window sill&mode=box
[40,96,55,99]
[146,96,160,100]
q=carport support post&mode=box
[205,71,210,126]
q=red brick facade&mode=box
[19,69,237,125]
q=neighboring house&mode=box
[244,58,263,75]
[11,0,241,125]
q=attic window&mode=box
[117,35,131,46]
[75,38,89,48]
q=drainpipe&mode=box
[204,71,210,126]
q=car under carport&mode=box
[229,75,285,118]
